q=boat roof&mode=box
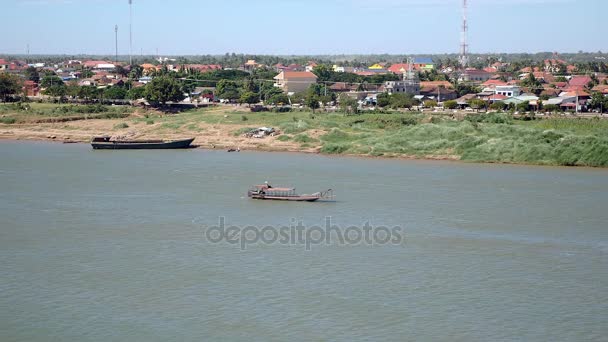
[253,185,294,191]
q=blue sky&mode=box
[1,0,606,55]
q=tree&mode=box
[128,65,143,80]
[516,101,530,113]
[267,92,289,105]
[114,65,129,78]
[127,86,146,100]
[104,86,127,100]
[312,64,333,81]
[543,104,560,113]
[469,99,487,111]
[443,100,458,109]
[376,93,390,107]
[144,76,185,106]
[239,91,260,106]
[423,100,438,108]
[455,82,481,97]
[215,79,240,102]
[243,77,259,93]
[77,86,100,101]
[305,93,320,113]
[23,66,40,83]
[589,92,607,112]
[520,73,542,94]
[43,84,67,97]
[489,101,507,111]
[339,93,358,114]
[40,75,64,88]
[389,93,415,109]
[0,73,22,102]
[80,69,94,79]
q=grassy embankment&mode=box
[1,103,608,167]
[0,102,132,124]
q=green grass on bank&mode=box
[0,102,133,123]
[2,103,607,167]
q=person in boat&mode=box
[264,181,272,189]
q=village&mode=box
[1,55,607,115]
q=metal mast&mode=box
[114,25,118,64]
[459,0,469,68]
[129,0,132,66]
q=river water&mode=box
[1,141,607,341]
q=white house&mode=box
[495,85,521,98]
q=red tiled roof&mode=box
[482,79,508,87]
[388,63,410,74]
[564,90,590,97]
[489,94,508,101]
[569,76,591,87]
[420,81,453,89]
[277,71,318,79]
[83,60,112,67]
[0,59,8,65]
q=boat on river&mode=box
[248,183,333,202]
[91,137,195,150]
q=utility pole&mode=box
[114,25,118,64]
[129,0,133,66]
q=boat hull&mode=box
[249,194,320,202]
[91,138,195,150]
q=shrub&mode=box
[293,134,317,143]
[443,100,458,109]
[241,115,248,121]
[277,135,291,141]
[0,117,17,124]
[114,122,129,129]
[146,119,155,125]
[320,142,351,154]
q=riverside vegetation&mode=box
[1,102,608,167]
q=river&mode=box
[0,141,607,341]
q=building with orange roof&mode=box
[273,71,318,93]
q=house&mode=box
[567,76,592,91]
[305,62,318,73]
[83,60,114,69]
[419,85,457,102]
[488,94,508,102]
[413,57,434,70]
[330,82,358,92]
[543,59,566,73]
[78,78,97,87]
[22,80,39,96]
[0,59,8,71]
[495,85,521,97]
[592,84,608,95]
[182,64,222,72]
[387,63,410,74]
[482,79,508,89]
[368,63,385,70]
[459,69,492,82]
[384,80,420,95]
[273,71,317,93]
[138,76,153,84]
[333,65,355,73]
[141,63,158,74]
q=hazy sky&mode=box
[1,0,606,55]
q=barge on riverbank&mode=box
[91,137,195,150]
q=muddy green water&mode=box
[1,141,607,341]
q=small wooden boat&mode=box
[248,183,333,202]
[91,137,195,150]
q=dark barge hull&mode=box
[248,194,321,202]
[91,138,195,150]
